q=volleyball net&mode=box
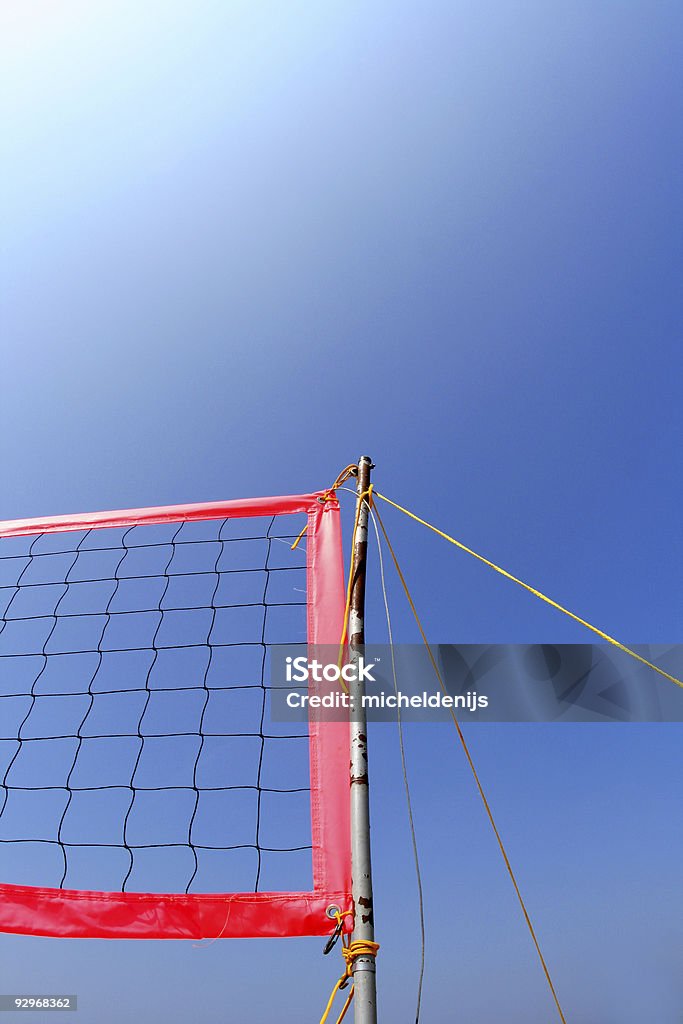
[0,493,351,939]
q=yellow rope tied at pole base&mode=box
[320,913,380,1024]
[374,491,683,691]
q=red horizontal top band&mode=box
[0,885,353,940]
[0,492,333,539]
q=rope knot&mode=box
[319,916,380,1024]
[340,939,380,983]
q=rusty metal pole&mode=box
[348,455,377,1024]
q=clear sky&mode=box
[1,2,681,1021]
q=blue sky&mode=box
[1,2,681,1021]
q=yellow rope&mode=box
[289,520,310,553]
[319,974,354,1024]
[335,485,373,693]
[372,503,569,1024]
[320,913,380,1024]
[340,484,374,648]
[374,491,683,691]
[291,464,358,551]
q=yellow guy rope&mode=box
[372,502,569,1024]
[374,492,683,691]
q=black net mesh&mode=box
[0,514,312,895]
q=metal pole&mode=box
[349,455,378,1024]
